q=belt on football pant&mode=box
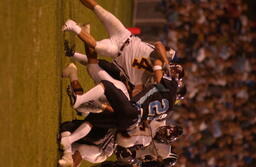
[117,34,133,56]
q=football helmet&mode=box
[163,63,184,88]
[162,153,178,167]
[169,63,184,80]
[154,125,183,144]
[115,146,136,164]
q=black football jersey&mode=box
[131,76,178,121]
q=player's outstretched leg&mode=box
[83,28,99,64]
[73,83,105,109]
[61,122,92,150]
[80,0,129,39]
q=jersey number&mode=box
[132,58,153,72]
[148,99,169,120]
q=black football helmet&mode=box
[163,63,184,88]
[169,63,184,80]
[162,153,178,167]
[115,146,137,164]
[154,125,183,144]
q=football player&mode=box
[59,110,183,167]
[61,65,183,152]
[115,125,182,166]
[64,39,134,95]
[62,35,184,121]
[115,142,179,167]
[62,0,176,96]
[67,65,183,122]
[60,39,184,167]
[59,120,116,167]
[60,64,183,166]
[60,62,141,167]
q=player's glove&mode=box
[64,40,75,57]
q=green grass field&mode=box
[0,0,132,166]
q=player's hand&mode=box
[64,40,75,57]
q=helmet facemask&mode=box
[154,126,183,144]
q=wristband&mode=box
[153,65,162,71]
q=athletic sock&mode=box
[73,24,82,34]
[73,52,88,65]
[70,72,78,82]
[68,122,92,144]
[73,84,105,109]
[64,146,72,153]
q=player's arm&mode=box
[153,41,168,83]
[153,59,164,83]
[154,41,169,65]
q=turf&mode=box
[0,0,132,167]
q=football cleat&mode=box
[154,125,183,144]
[62,63,78,79]
[60,135,72,151]
[62,19,79,32]
[64,40,75,57]
[59,152,73,167]
[66,85,77,106]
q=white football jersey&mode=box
[150,119,167,137]
[72,143,109,163]
[116,123,152,148]
[113,36,155,86]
